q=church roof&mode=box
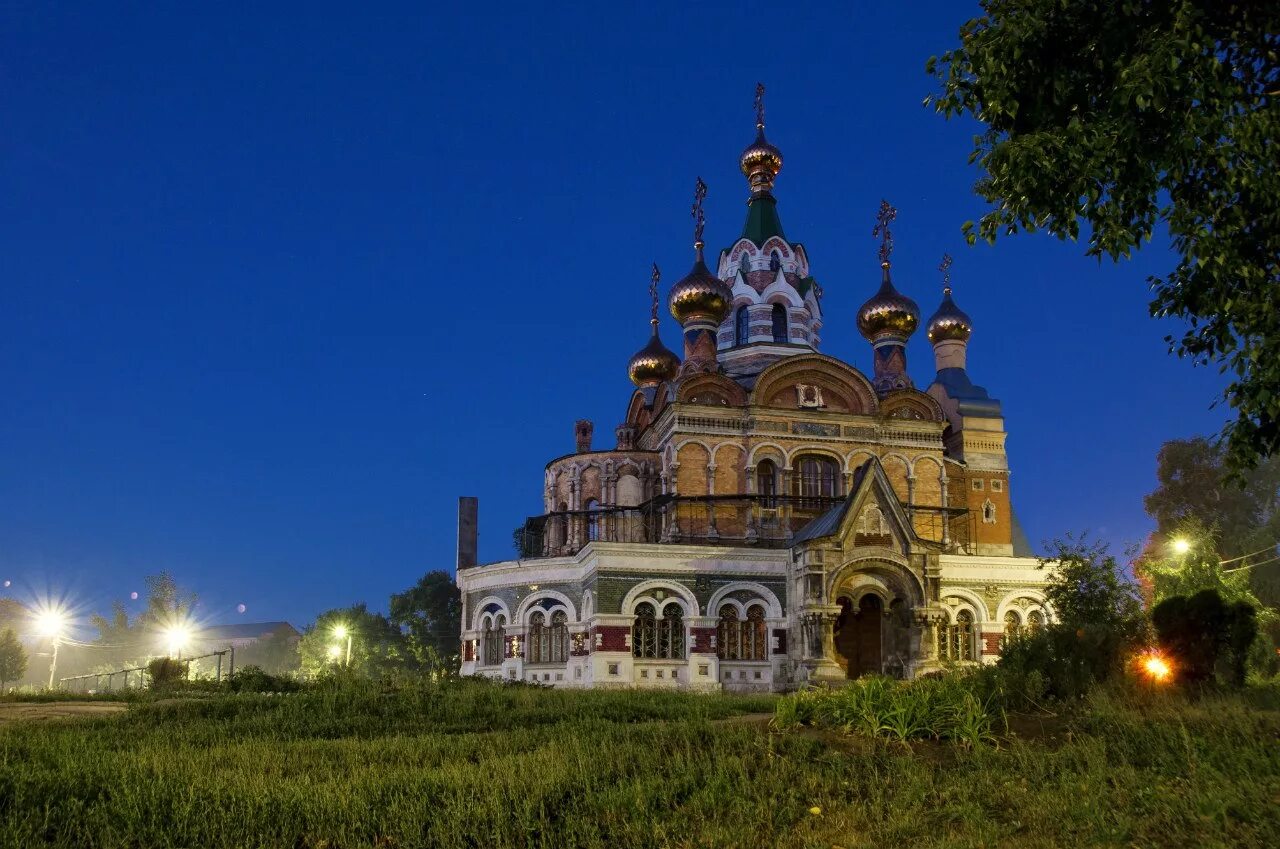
[933,367,1002,416]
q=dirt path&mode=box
[0,701,128,724]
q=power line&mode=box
[1223,553,1280,574]
[1218,542,1280,565]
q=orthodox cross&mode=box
[649,263,660,324]
[754,82,765,130]
[939,253,953,294]
[873,199,897,265]
[692,177,707,249]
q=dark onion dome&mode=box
[926,287,972,344]
[740,128,783,193]
[628,322,680,386]
[857,263,920,341]
[669,253,733,324]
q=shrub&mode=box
[146,656,185,689]
[1152,589,1258,687]
[227,665,301,694]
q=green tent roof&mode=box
[741,194,785,245]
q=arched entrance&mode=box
[833,594,883,678]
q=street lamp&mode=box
[1171,537,1191,556]
[162,625,191,660]
[332,624,352,667]
[34,607,68,690]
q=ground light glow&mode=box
[327,644,342,659]
[1141,653,1173,683]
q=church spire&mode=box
[739,83,785,244]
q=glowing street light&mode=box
[327,644,343,660]
[332,624,352,667]
[1171,537,1191,556]
[162,625,191,659]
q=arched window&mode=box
[717,605,740,660]
[1026,609,1045,633]
[769,250,781,272]
[735,305,750,346]
[1001,610,1022,648]
[482,615,505,666]
[757,459,778,507]
[550,610,569,663]
[585,498,600,541]
[795,455,839,505]
[528,611,547,663]
[936,609,975,661]
[738,252,750,275]
[632,602,657,659]
[745,605,767,661]
[660,603,684,660]
[771,303,787,343]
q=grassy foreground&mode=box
[0,678,1277,848]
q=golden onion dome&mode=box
[740,128,783,194]
[669,252,733,324]
[857,264,920,341]
[628,322,681,386]
[926,287,972,344]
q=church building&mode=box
[457,87,1052,691]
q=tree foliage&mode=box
[928,1,1280,472]
[389,570,461,673]
[298,604,411,680]
[1142,436,1280,615]
[0,629,28,690]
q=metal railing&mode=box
[513,494,973,560]
[58,648,236,692]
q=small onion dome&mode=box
[857,264,920,341]
[926,287,972,344]
[740,128,783,192]
[628,322,680,386]
[669,254,733,324]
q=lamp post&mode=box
[35,609,68,690]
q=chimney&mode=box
[574,419,593,453]
[457,496,478,570]
[615,423,636,451]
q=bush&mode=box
[1152,590,1258,687]
[994,624,1137,704]
[227,665,301,694]
[146,657,185,689]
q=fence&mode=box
[58,647,236,693]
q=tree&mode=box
[298,604,412,680]
[389,571,461,673]
[928,1,1280,472]
[0,629,28,691]
[1141,437,1280,630]
[0,599,30,635]
[87,572,199,672]
[1042,537,1146,637]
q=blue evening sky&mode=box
[1,2,1227,632]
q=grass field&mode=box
[1,678,1277,848]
